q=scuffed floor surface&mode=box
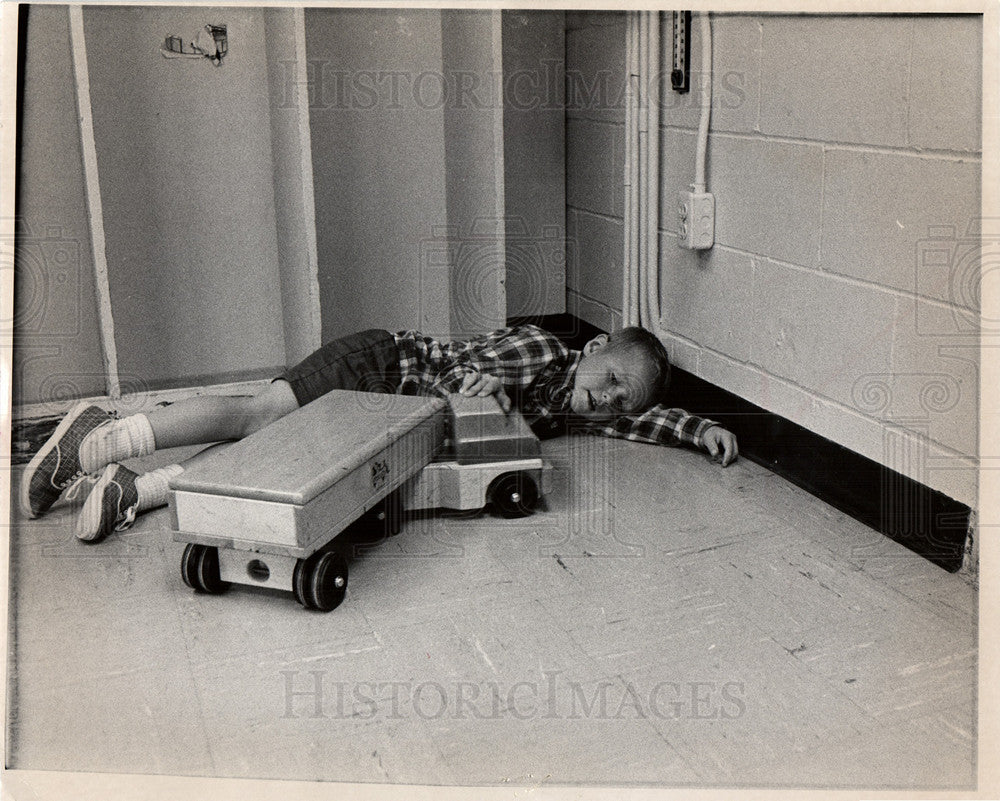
[7,436,976,789]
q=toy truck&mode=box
[168,390,551,611]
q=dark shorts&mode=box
[280,329,401,407]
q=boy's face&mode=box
[569,336,658,421]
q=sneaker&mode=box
[19,403,115,518]
[74,463,140,542]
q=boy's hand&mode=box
[458,371,512,414]
[703,425,738,467]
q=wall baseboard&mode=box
[510,313,973,574]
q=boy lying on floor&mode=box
[21,324,738,540]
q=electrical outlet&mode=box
[677,190,715,250]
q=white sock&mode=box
[80,413,156,474]
[134,464,184,511]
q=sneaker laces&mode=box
[63,473,98,503]
[57,468,89,491]
[114,505,138,532]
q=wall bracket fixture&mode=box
[670,11,690,93]
[161,24,227,66]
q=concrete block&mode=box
[695,347,977,508]
[566,22,626,123]
[658,235,754,362]
[908,15,982,152]
[696,350,838,442]
[889,296,979,459]
[924,444,977,509]
[660,12,710,130]
[605,299,624,333]
[709,136,824,267]
[759,15,909,147]
[657,128,698,234]
[568,289,620,333]
[709,14,761,135]
[750,259,895,410]
[573,210,623,310]
[656,331,702,374]
[821,150,981,305]
[700,353,881,468]
[567,117,618,216]
[612,125,625,217]
[565,207,580,292]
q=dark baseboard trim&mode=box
[510,313,972,573]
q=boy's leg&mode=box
[72,385,300,541]
[144,378,298,448]
[28,328,398,531]
[20,380,299,519]
[73,462,182,542]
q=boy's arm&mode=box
[430,326,568,399]
[586,405,738,465]
[454,371,512,413]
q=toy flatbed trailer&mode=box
[169,390,551,611]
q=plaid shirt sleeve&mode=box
[583,404,718,449]
[430,326,570,396]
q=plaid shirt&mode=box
[393,325,717,450]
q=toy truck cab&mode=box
[403,392,552,519]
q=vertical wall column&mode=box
[264,7,322,365]
[440,9,507,339]
[68,7,120,399]
[306,8,453,342]
[501,11,567,319]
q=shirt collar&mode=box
[547,350,581,411]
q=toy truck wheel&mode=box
[181,543,230,594]
[489,472,539,518]
[293,551,349,612]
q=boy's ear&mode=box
[583,334,609,355]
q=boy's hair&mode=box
[606,326,672,405]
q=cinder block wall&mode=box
[565,12,982,508]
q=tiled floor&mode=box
[6,436,976,789]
